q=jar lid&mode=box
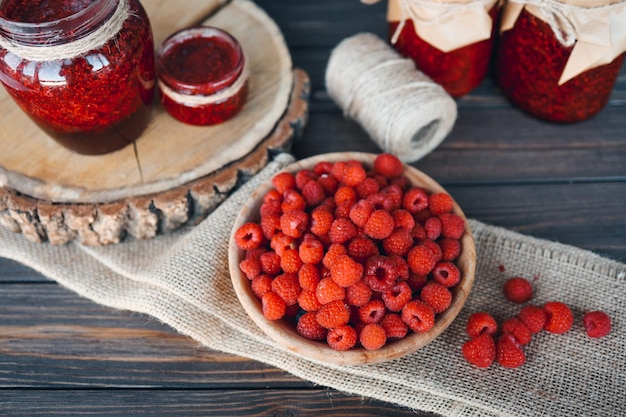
[157,26,246,96]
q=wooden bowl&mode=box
[228,152,476,365]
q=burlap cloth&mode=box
[0,153,624,417]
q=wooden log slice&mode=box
[0,0,311,245]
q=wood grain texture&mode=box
[0,0,293,203]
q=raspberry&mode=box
[298,263,321,290]
[330,161,348,183]
[280,248,303,274]
[466,312,498,338]
[270,232,296,257]
[271,172,296,194]
[263,188,283,204]
[297,311,327,340]
[543,301,574,334]
[330,255,364,287]
[334,186,357,206]
[342,161,367,187]
[334,201,353,219]
[380,185,403,211]
[271,273,301,306]
[234,222,264,250]
[373,153,403,179]
[262,291,287,321]
[244,247,267,259]
[251,274,273,299]
[496,333,526,368]
[295,169,318,190]
[310,208,334,237]
[360,323,387,350]
[349,199,374,228]
[355,177,380,198]
[315,277,345,304]
[382,282,412,312]
[421,239,443,262]
[407,272,428,292]
[322,243,348,270]
[281,189,306,212]
[402,187,429,213]
[382,227,413,256]
[347,236,379,262]
[391,209,415,230]
[424,216,442,241]
[260,200,282,218]
[502,317,532,345]
[390,175,409,190]
[380,313,408,339]
[411,223,427,240]
[583,311,612,338]
[328,217,358,244]
[364,209,394,240]
[432,261,461,287]
[518,305,546,334]
[316,300,350,329]
[407,244,438,275]
[390,254,410,281]
[420,282,452,314]
[302,180,326,207]
[428,193,454,215]
[345,280,373,307]
[439,238,461,262]
[298,237,324,264]
[401,300,435,332]
[239,257,261,280]
[462,333,496,368]
[439,213,465,239]
[298,289,322,312]
[503,277,533,304]
[364,255,398,292]
[280,209,308,238]
[313,161,333,175]
[358,299,386,324]
[326,324,357,351]
[317,174,338,196]
[260,213,281,240]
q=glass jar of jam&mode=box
[496,3,625,123]
[0,0,155,155]
[156,26,249,126]
[388,0,499,98]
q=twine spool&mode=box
[325,33,457,163]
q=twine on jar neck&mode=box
[390,0,496,44]
[508,0,620,47]
[158,60,249,108]
[0,0,130,62]
[325,33,457,163]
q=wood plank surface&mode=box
[0,0,625,416]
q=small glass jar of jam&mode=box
[0,0,155,155]
[156,26,249,126]
[388,0,499,98]
[496,3,625,123]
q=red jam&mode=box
[157,26,249,126]
[0,0,155,155]
[496,9,624,123]
[389,6,499,98]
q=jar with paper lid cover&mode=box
[495,0,626,122]
[0,0,155,154]
[383,0,500,98]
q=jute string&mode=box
[0,153,624,417]
[326,33,457,163]
[0,0,130,62]
[158,61,249,108]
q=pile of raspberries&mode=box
[234,153,466,351]
[462,276,612,368]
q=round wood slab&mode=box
[0,0,310,245]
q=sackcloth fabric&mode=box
[0,153,623,417]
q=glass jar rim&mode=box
[0,0,119,46]
[157,26,246,96]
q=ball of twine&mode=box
[325,33,457,163]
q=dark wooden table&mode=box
[1,1,625,416]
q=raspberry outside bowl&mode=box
[228,152,476,365]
